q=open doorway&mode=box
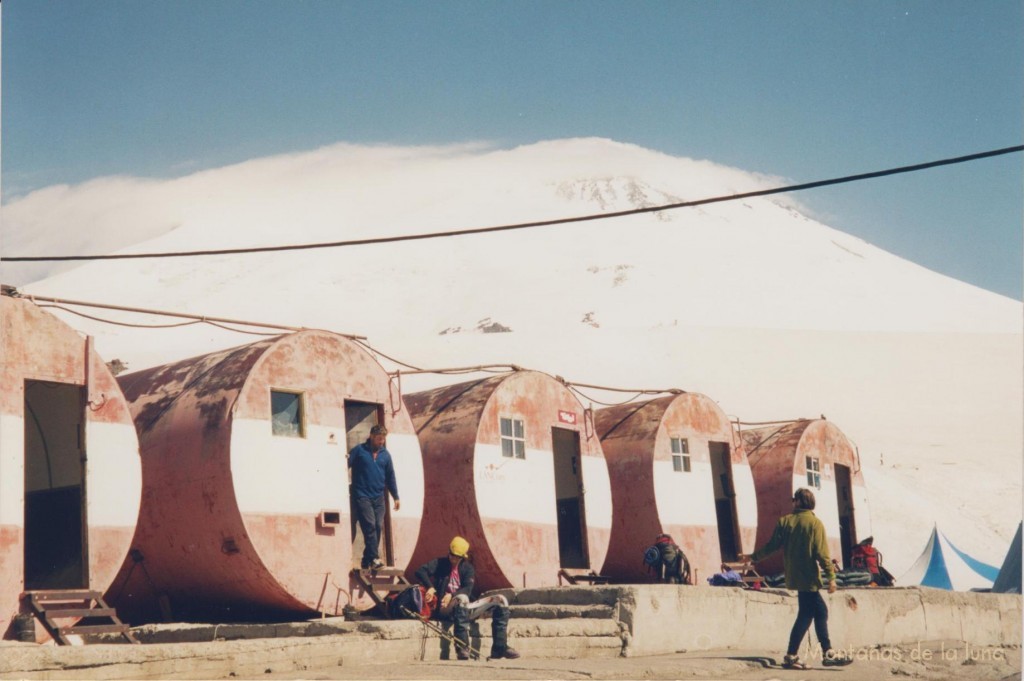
[551,427,589,569]
[344,400,391,569]
[24,380,88,591]
[835,463,857,567]
[709,441,741,562]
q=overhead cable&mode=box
[3,145,1020,263]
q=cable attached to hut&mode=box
[2,287,366,339]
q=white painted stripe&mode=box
[84,421,141,527]
[474,443,557,526]
[581,454,612,530]
[0,414,24,526]
[232,418,349,515]
[732,464,759,529]
[377,433,424,521]
[653,459,718,527]
[231,421,424,519]
[853,486,872,540]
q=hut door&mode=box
[709,442,741,562]
[835,464,857,567]
[344,400,392,568]
[551,427,589,569]
[23,380,89,590]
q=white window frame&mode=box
[500,416,526,459]
[806,456,821,489]
[671,437,691,473]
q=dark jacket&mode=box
[415,556,475,599]
[348,442,399,500]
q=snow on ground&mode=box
[4,138,1020,576]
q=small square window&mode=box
[271,391,304,438]
[806,456,821,488]
[671,438,691,473]
[500,417,526,459]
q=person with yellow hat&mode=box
[414,536,520,660]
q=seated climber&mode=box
[414,536,520,661]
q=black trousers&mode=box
[787,590,831,655]
[451,601,511,657]
[353,494,385,568]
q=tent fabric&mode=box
[991,523,1022,594]
[899,525,1000,591]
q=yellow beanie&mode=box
[449,536,470,558]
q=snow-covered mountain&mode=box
[4,138,1021,575]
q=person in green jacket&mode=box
[739,488,852,669]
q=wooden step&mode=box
[22,590,138,645]
[44,607,117,619]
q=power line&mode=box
[3,145,1021,263]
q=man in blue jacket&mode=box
[348,424,400,570]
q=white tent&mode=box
[899,525,1000,591]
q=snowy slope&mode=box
[4,138,1020,575]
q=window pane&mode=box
[500,418,512,437]
[671,438,680,454]
[807,472,814,486]
[514,440,525,459]
[683,456,691,473]
[513,419,524,438]
[501,439,513,457]
[681,439,689,454]
[672,455,682,472]
[271,391,303,437]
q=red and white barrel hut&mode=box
[595,393,758,584]
[404,370,611,592]
[738,419,870,573]
[108,330,424,622]
[0,292,141,639]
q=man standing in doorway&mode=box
[349,424,400,570]
[739,487,853,669]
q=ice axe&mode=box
[399,606,484,661]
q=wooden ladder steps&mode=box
[23,589,138,645]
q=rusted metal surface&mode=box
[0,295,140,640]
[741,419,867,574]
[109,330,424,623]
[405,371,610,592]
[596,393,758,584]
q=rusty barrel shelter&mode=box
[107,330,425,623]
[739,418,871,574]
[0,293,141,639]
[595,393,758,584]
[404,370,612,591]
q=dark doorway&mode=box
[709,441,741,562]
[835,463,857,567]
[24,380,88,590]
[345,401,391,568]
[552,427,589,569]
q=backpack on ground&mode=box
[643,534,692,584]
[386,585,433,619]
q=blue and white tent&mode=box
[899,525,1000,591]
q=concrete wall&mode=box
[615,585,1021,656]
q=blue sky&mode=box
[3,1,1022,299]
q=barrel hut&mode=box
[0,292,141,639]
[404,370,612,591]
[739,419,870,573]
[107,330,425,623]
[594,393,758,584]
